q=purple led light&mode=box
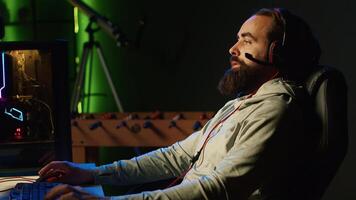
[0,52,5,99]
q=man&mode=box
[41,8,321,200]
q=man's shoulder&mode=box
[242,79,307,115]
[255,78,306,100]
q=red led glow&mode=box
[14,127,23,139]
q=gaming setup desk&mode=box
[0,41,104,199]
[0,40,213,199]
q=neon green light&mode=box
[77,101,82,113]
[75,56,80,65]
[74,7,79,33]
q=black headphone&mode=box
[267,8,288,66]
[245,8,320,68]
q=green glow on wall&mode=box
[4,0,18,23]
[2,0,31,41]
[76,0,108,113]
[3,0,115,113]
[3,26,21,41]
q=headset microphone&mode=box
[245,53,273,66]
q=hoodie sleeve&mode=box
[91,125,209,185]
[90,102,233,186]
[108,95,307,200]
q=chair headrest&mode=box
[304,66,346,99]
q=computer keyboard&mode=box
[9,182,60,200]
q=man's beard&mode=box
[217,66,247,96]
[217,62,258,96]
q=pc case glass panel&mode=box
[0,42,69,174]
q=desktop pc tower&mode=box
[0,41,72,175]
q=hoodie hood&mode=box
[234,78,304,109]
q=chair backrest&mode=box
[304,66,348,199]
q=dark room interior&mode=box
[0,0,355,199]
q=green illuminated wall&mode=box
[75,0,116,113]
[73,0,132,113]
[1,0,33,41]
[0,0,120,113]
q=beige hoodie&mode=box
[93,78,314,200]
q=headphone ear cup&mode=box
[269,41,283,66]
[268,41,276,64]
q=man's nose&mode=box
[229,42,240,56]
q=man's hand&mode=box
[38,161,94,185]
[44,184,107,200]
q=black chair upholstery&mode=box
[304,66,348,199]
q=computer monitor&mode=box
[0,41,72,175]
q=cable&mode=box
[165,105,242,189]
[29,98,55,135]
[165,92,257,188]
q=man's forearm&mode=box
[92,144,192,185]
[109,173,228,200]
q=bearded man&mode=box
[41,8,321,200]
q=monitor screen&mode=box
[0,41,71,175]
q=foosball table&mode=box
[71,111,214,162]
